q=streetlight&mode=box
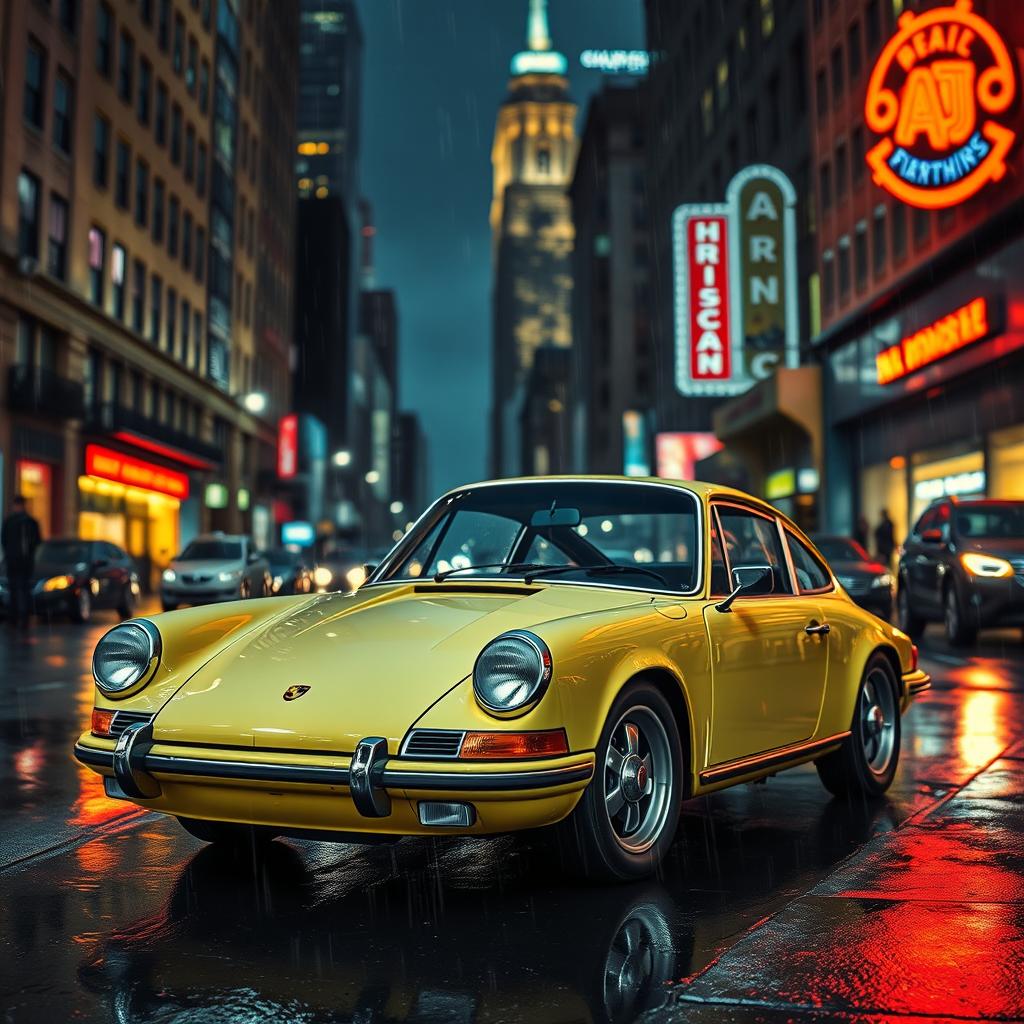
[365,469,380,485]
[389,500,404,515]
[332,449,352,467]
[240,391,268,414]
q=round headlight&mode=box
[92,621,160,695]
[473,631,552,714]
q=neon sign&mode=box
[277,414,298,479]
[85,444,189,499]
[865,1,1018,209]
[580,50,650,75]
[876,296,992,384]
[673,166,799,397]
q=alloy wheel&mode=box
[603,706,673,854]
[859,667,896,777]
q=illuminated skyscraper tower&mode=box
[490,0,577,476]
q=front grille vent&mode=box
[109,710,155,739]
[401,729,465,759]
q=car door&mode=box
[907,505,945,613]
[703,503,830,767]
[92,542,122,607]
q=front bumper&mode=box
[959,575,1024,627]
[902,668,931,699]
[74,731,595,836]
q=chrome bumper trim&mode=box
[903,669,932,697]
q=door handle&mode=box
[805,622,831,636]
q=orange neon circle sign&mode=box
[864,0,1018,209]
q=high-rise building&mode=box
[808,0,1024,538]
[490,0,576,477]
[393,412,429,522]
[570,82,653,475]
[0,0,298,587]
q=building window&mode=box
[830,44,843,101]
[173,13,185,74]
[872,205,887,275]
[195,226,206,282]
[138,57,152,124]
[171,103,182,163]
[835,140,847,198]
[193,309,203,370]
[150,274,162,345]
[848,21,862,81]
[197,141,207,196]
[155,81,168,144]
[852,126,865,184]
[815,69,827,119]
[913,207,930,246]
[168,195,179,256]
[134,159,149,226]
[822,251,835,309]
[111,242,126,319]
[96,3,113,78]
[118,31,134,103]
[181,299,191,362]
[158,0,170,50]
[93,114,110,187]
[153,178,165,242]
[837,236,851,296]
[59,0,77,35]
[53,70,73,153]
[88,225,106,305]
[17,171,41,259]
[46,193,68,279]
[167,288,177,355]
[186,36,198,93]
[789,34,807,115]
[891,202,907,261]
[185,124,195,181]
[854,221,868,291]
[199,59,210,113]
[131,259,146,332]
[182,211,193,269]
[819,160,832,209]
[24,38,46,129]
[115,140,130,208]
[866,0,881,51]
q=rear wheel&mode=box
[816,653,900,798]
[554,681,683,881]
[176,816,277,848]
[71,587,92,623]
[944,584,977,647]
[117,583,136,619]
[897,579,925,641]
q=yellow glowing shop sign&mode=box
[865,0,1018,209]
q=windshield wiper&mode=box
[523,564,670,587]
[432,561,550,583]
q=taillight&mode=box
[459,729,569,759]
[91,708,115,737]
[910,644,919,673]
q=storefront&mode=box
[77,443,196,591]
[822,232,1024,545]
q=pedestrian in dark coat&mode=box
[2,496,41,628]
[874,508,896,568]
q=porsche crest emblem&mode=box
[283,685,311,702]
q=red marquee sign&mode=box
[865,1,1018,209]
[686,216,732,384]
[277,414,298,479]
[85,444,190,499]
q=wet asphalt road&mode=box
[1,605,1023,1023]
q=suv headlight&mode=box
[92,620,161,696]
[473,631,552,715]
[218,568,243,582]
[871,573,894,589]
[960,552,1013,578]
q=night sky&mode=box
[358,0,645,498]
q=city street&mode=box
[0,605,1021,1023]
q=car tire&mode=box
[815,652,901,799]
[896,579,925,641]
[176,816,277,847]
[71,587,92,623]
[117,584,136,620]
[553,680,683,882]
[944,584,977,647]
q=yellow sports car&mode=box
[75,477,930,880]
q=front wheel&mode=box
[117,583,136,620]
[897,581,925,641]
[71,587,92,623]
[176,816,277,848]
[944,585,977,647]
[554,681,683,881]
[816,653,901,798]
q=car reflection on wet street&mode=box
[1,611,1022,1023]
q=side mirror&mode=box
[715,565,773,613]
[920,528,943,544]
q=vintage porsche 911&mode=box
[75,478,930,880]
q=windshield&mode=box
[179,540,243,561]
[955,504,1024,540]
[376,481,700,593]
[36,540,90,564]
[813,537,869,563]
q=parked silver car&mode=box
[160,534,270,611]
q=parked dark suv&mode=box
[898,498,1024,646]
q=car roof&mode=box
[440,475,752,503]
[188,533,246,542]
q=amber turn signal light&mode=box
[91,708,115,737]
[460,729,569,759]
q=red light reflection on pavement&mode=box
[957,688,1012,768]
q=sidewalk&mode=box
[648,739,1024,1023]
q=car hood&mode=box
[153,582,649,754]
[958,538,1024,558]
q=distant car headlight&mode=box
[473,631,552,715]
[42,574,75,591]
[871,573,894,589]
[272,575,284,592]
[312,566,333,588]
[162,568,176,583]
[218,569,243,582]
[345,565,367,590]
[92,620,161,695]
[960,552,1014,578]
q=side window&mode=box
[714,506,793,594]
[101,542,121,561]
[934,502,951,538]
[709,512,730,596]
[912,507,936,539]
[787,533,832,593]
